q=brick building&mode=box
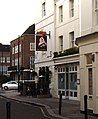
[8,24,35,81]
[0,43,10,75]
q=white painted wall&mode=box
[55,0,80,51]
[35,0,55,64]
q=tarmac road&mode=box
[0,97,48,119]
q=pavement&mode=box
[0,90,96,119]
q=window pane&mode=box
[59,5,63,22]
[69,31,74,47]
[42,2,46,17]
[70,73,77,90]
[95,0,98,8]
[95,10,98,24]
[59,36,63,51]
[69,0,74,17]
[58,73,65,89]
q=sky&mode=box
[0,0,39,45]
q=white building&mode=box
[35,0,81,100]
[35,0,98,115]
[35,0,56,96]
[76,0,98,115]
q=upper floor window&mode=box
[19,44,21,52]
[59,36,63,51]
[12,47,14,54]
[6,57,10,63]
[42,2,46,17]
[0,57,5,63]
[69,0,74,17]
[59,5,63,22]
[30,43,35,51]
[69,31,74,47]
[30,56,34,69]
[15,45,18,54]
[95,0,98,25]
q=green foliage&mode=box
[53,47,79,58]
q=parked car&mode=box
[2,81,18,90]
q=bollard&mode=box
[84,95,88,119]
[6,102,11,119]
[59,93,62,115]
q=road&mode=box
[0,96,48,119]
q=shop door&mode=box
[69,72,77,99]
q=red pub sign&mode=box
[36,31,47,51]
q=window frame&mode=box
[69,31,74,47]
[69,0,74,18]
[42,2,46,17]
[95,0,98,25]
[59,5,63,23]
[59,35,63,51]
[30,43,35,51]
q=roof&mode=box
[22,24,35,35]
[0,44,10,52]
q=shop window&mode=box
[75,66,77,71]
[74,92,77,97]
[66,67,69,72]
[62,91,65,95]
[58,90,61,95]
[66,91,69,96]
[58,73,65,89]
[70,73,77,90]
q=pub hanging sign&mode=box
[36,31,47,51]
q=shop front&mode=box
[76,32,98,115]
[57,64,78,100]
[54,54,80,100]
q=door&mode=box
[69,72,77,99]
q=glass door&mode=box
[69,72,77,99]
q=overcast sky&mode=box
[0,0,39,44]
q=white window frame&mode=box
[69,0,74,17]
[69,31,74,47]
[59,5,63,22]
[12,47,14,54]
[15,45,18,54]
[1,57,5,63]
[30,43,35,51]
[6,57,10,63]
[95,0,98,25]
[59,36,63,51]
[42,2,46,17]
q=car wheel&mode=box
[4,86,8,90]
